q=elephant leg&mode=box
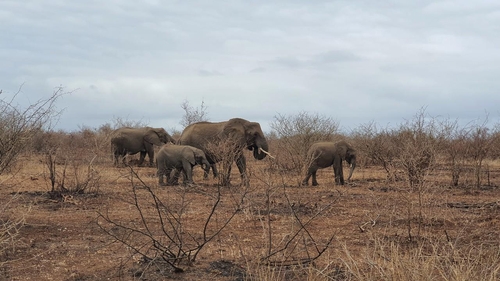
[218,163,232,186]
[115,149,127,167]
[333,159,345,185]
[211,164,218,178]
[182,162,194,184]
[147,151,155,167]
[311,170,319,186]
[142,142,155,166]
[121,152,127,166]
[302,166,313,186]
[138,151,147,166]
[176,168,190,186]
[204,164,218,179]
[113,150,122,166]
[182,169,188,183]
[224,165,232,186]
[339,162,345,185]
[169,169,180,185]
[236,155,248,186]
[301,175,310,186]
[203,164,217,179]
[113,149,118,166]
[169,168,182,185]
[157,166,166,185]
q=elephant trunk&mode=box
[347,158,356,181]
[202,160,211,173]
[253,140,269,160]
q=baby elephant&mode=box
[302,141,357,186]
[156,144,211,186]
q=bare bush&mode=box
[394,109,444,189]
[466,119,499,189]
[0,86,63,175]
[270,111,339,174]
[179,99,209,128]
[97,168,242,275]
[42,133,101,195]
[490,127,500,159]
[441,119,473,187]
[351,121,400,181]
[45,153,100,195]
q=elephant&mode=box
[176,118,271,185]
[302,140,356,186]
[156,144,211,186]
[111,126,175,166]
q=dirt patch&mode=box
[1,161,500,280]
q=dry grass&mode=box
[0,150,499,280]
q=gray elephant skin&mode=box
[156,144,211,186]
[111,126,175,166]
[177,118,270,185]
[302,140,356,186]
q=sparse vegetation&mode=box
[97,167,242,274]
[1,105,500,280]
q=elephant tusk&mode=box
[259,147,275,159]
[347,163,355,181]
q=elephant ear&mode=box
[144,129,163,146]
[346,148,357,163]
[222,119,246,144]
[193,149,207,164]
[183,147,196,165]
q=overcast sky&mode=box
[1,1,500,133]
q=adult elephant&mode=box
[156,144,211,186]
[177,118,271,185]
[302,140,356,186]
[111,126,175,166]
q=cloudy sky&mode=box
[1,1,500,133]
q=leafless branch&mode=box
[97,165,242,274]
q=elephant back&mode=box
[308,142,335,154]
[178,121,225,148]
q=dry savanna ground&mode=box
[1,150,500,281]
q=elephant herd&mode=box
[110,118,356,187]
